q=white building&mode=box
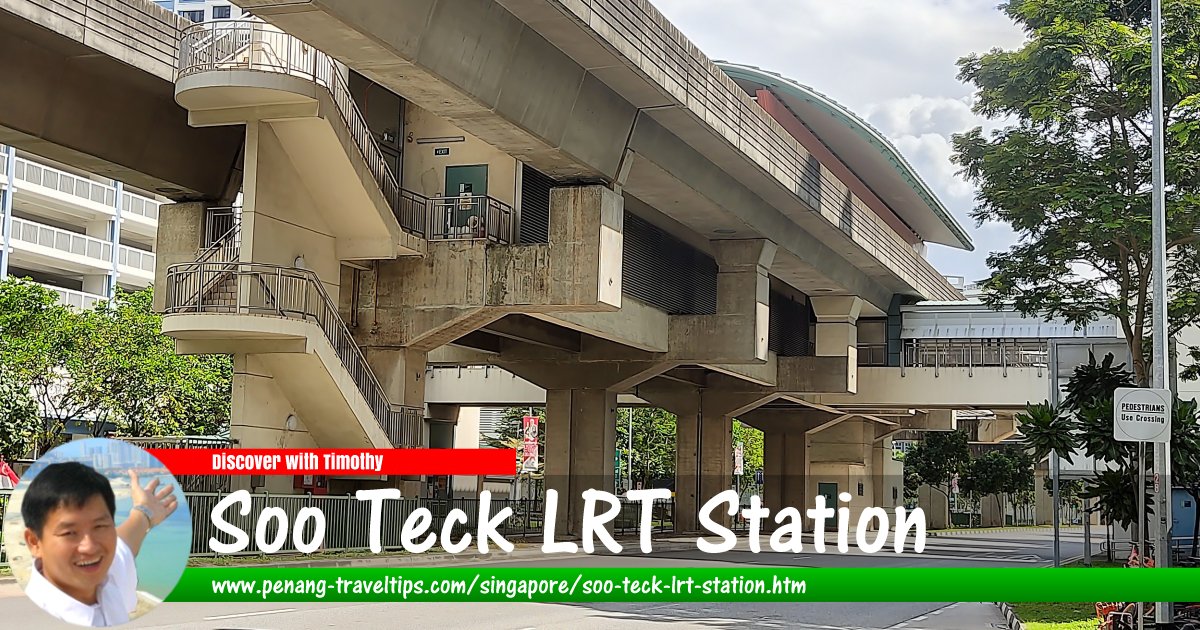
[152,0,247,23]
[0,145,163,308]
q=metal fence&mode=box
[1,490,10,566]
[120,437,237,493]
[426,195,515,245]
[902,338,1048,376]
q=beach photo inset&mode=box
[1,438,191,627]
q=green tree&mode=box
[83,288,232,437]
[0,370,42,463]
[961,449,1013,521]
[953,0,1200,386]
[1020,351,1200,533]
[616,408,677,488]
[0,279,232,457]
[904,430,972,503]
[0,277,97,455]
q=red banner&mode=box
[147,449,516,476]
[521,415,539,473]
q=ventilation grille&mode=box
[622,212,717,315]
[769,291,813,356]
[519,164,552,244]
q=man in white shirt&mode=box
[21,462,179,627]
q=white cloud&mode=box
[650,0,1028,282]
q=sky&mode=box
[650,0,1030,284]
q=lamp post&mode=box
[1149,1,1173,627]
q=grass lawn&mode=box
[1009,556,1148,628]
[1010,602,1097,630]
[0,566,10,578]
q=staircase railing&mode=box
[164,262,423,448]
[177,20,423,237]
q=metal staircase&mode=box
[177,20,517,245]
[165,214,422,448]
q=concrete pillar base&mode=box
[545,388,617,537]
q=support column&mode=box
[698,405,734,512]
[153,201,207,312]
[762,429,807,518]
[230,354,317,494]
[673,396,701,534]
[668,239,776,364]
[363,347,428,409]
[667,398,736,533]
[545,388,617,537]
[365,347,429,496]
[810,296,863,359]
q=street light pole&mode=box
[1149,0,1173,626]
[627,408,633,492]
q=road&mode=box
[0,528,1103,629]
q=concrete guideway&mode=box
[0,0,242,200]
[0,0,1069,536]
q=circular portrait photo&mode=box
[1,438,190,627]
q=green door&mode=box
[443,165,489,232]
[817,482,838,530]
[445,164,488,198]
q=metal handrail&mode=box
[164,261,423,448]
[426,194,514,244]
[177,20,424,237]
[902,339,1049,369]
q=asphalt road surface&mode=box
[0,528,1103,629]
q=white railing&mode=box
[121,192,161,222]
[9,217,113,264]
[41,283,107,310]
[118,245,156,273]
[12,156,117,208]
[177,20,424,237]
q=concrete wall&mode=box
[232,355,318,494]
[808,420,880,526]
[402,104,520,208]
[814,367,1047,409]
[242,122,341,300]
[348,71,404,176]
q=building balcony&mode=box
[8,216,114,274]
[9,155,118,220]
[120,191,161,239]
[117,244,156,286]
[40,283,107,310]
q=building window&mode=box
[212,5,231,18]
[179,9,204,22]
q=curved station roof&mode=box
[717,62,973,251]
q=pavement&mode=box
[0,528,1101,629]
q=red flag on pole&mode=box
[0,458,19,489]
